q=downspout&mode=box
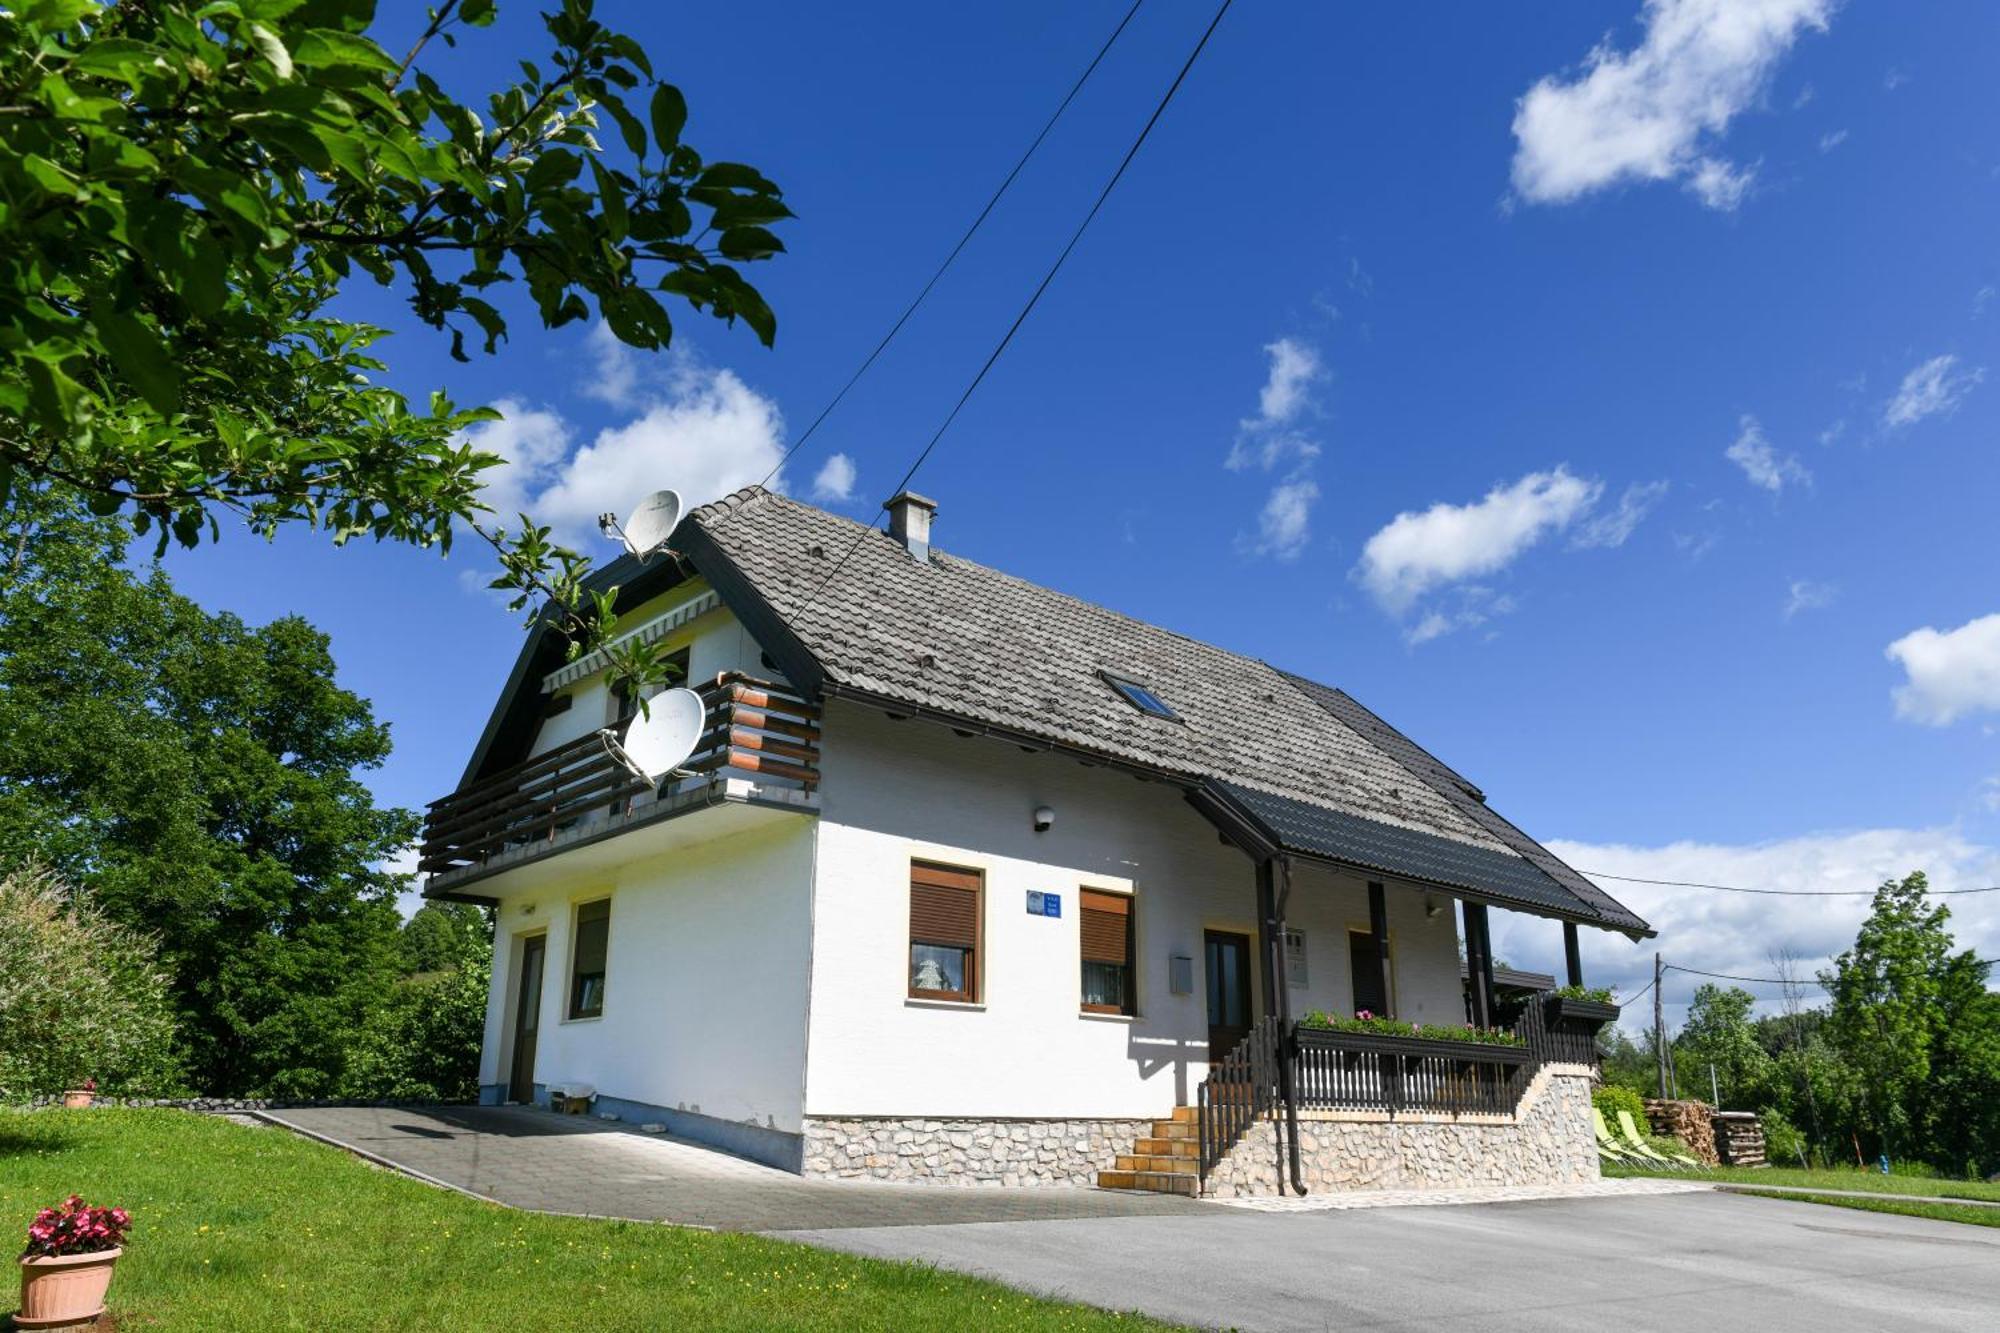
[1273,856,1307,1197]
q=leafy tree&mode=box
[1921,954,2000,1178]
[1674,984,1775,1111]
[0,487,412,1095]
[0,0,788,688]
[345,903,491,1100]
[1821,872,1967,1158]
[0,865,182,1099]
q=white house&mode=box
[422,487,1649,1196]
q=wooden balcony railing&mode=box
[419,672,818,878]
[1290,1026,1532,1118]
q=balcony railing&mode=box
[418,672,818,879]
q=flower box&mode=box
[1294,1025,1532,1067]
[1547,995,1621,1028]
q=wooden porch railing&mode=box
[1195,1015,1287,1181]
[1290,1027,1533,1118]
[418,672,818,877]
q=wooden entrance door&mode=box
[1204,930,1254,1063]
[509,935,546,1103]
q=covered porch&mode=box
[1180,777,1639,1195]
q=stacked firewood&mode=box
[1710,1111,1767,1167]
[1643,1098,1719,1166]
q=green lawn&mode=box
[2,1109,1177,1332]
[1604,1161,2000,1205]
[1731,1189,2000,1230]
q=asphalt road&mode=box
[777,1190,2000,1331]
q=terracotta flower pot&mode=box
[61,1089,95,1110]
[16,1247,121,1329]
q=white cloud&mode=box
[1817,128,1848,152]
[1981,777,2000,814]
[1356,467,1602,616]
[1724,414,1809,492]
[1887,613,2000,725]
[1883,353,1983,428]
[1510,827,2000,1031]
[810,452,858,503]
[1230,338,1325,560]
[1883,65,1908,92]
[1783,578,1837,619]
[456,335,787,552]
[580,320,641,408]
[1405,587,1517,646]
[1572,480,1669,549]
[1509,0,1833,210]
[1974,285,1995,319]
[1251,477,1320,561]
[1227,338,1323,472]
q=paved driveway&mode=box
[778,1190,2000,1331]
[262,1105,1203,1232]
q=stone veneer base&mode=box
[801,1116,1154,1187]
[1203,1065,1601,1197]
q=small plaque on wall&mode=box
[1169,954,1194,995]
[1026,890,1062,918]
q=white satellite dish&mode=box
[597,489,681,561]
[601,686,706,784]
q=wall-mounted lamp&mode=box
[1032,805,1055,833]
[521,902,537,917]
[1424,895,1441,920]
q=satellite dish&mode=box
[600,489,681,561]
[601,687,706,784]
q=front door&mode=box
[509,934,546,1103]
[1204,930,1254,1063]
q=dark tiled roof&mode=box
[683,487,1648,934]
[1285,675,1651,934]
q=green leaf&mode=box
[591,158,629,242]
[247,22,295,79]
[290,28,400,74]
[308,125,373,182]
[461,0,497,26]
[649,83,688,155]
[90,306,181,413]
[716,226,784,262]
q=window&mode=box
[1080,889,1135,1015]
[1283,927,1308,988]
[909,862,981,1002]
[1099,670,1179,720]
[1348,929,1391,1018]
[568,899,610,1019]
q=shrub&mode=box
[0,868,181,1100]
[1761,1106,1807,1167]
[1554,984,1616,1004]
[1593,1084,1648,1126]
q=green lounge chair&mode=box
[1617,1108,1700,1169]
[1591,1108,1642,1164]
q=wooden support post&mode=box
[1463,900,1494,1029]
[1563,921,1583,990]
[1367,880,1392,1017]
[1255,858,1280,1020]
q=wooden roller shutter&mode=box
[1079,889,1131,965]
[910,862,980,947]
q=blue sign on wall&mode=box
[1026,891,1062,918]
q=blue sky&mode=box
[156,1,2000,1020]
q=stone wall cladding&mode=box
[802,1117,1153,1187]
[1205,1068,1600,1198]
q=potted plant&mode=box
[60,1078,96,1110]
[17,1195,130,1330]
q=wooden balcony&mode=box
[419,673,819,881]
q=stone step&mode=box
[1134,1136,1199,1157]
[1115,1153,1197,1175]
[1167,1105,1199,1124]
[1096,1169,1200,1197]
[1149,1119,1198,1141]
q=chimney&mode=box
[884,491,937,563]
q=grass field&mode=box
[1604,1161,2000,1205]
[2,1109,1175,1332]
[1732,1189,2000,1230]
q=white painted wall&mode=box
[802,703,1467,1120]
[479,815,816,1133]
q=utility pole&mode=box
[1654,952,1667,1099]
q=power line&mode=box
[1614,975,1655,1008]
[756,0,1146,492]
[1580,870,2000,897]
[1666,964,1829,988]
[792,0,1235,622]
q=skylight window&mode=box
[1101,670,1179,721]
